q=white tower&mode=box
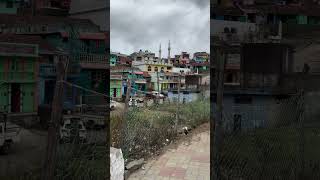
[168,40,171,64]
[159,43,162,63]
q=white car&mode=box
[129,98,138,107]
[60,116,87,143]
[152,91,164,98]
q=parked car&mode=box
[60,116,87,143]
[0,120,20,154]
[151,91,164,98]
[129,98,138,107]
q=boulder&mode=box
[125,158,144,172]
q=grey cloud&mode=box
[111,0,210,57]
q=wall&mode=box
[167,92,201,103]
[212,94,299,132]
[110,79,122,98]
[211,19,257,40]
[0,1,18,14]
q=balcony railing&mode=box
[0,72,35,82]
[73,54,108,65]
[40,64,56,77]
[39,63,80,77]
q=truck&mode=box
[0,119,21,154]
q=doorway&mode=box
[113,88,117,97]
[11,83,21,113]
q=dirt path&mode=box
[128,123,210,180]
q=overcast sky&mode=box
[110,0,210,58]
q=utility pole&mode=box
[157,71,160,104]
[42,55,66,180]
[175,71,181,132]
[298,63,309,179]
[121,74,132,148]
[213,44,226,180]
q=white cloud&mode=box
[110,0,210,57]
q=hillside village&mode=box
[110,47,210,105]
[211,0,320,179]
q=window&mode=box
[154,67,158,72]
[96,40,100,48]
[11,60,17,71]
[226,73,233,83]
[41,26,47,32]
[234,95,252,104]
[147,66,152,71]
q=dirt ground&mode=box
[0,126,107,178]
[0,129,47,177]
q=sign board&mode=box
[0,43,38,57]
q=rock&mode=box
[110,147,124,180]
[124,170,130,180]
[125,158,145,171]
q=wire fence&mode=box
[111,93,210,163]
[212,91,320,179]
[53,82,108,180]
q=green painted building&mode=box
[110,53,117,66]
[0,42,39,113]
[110,74,122,99]
[0,0,20,14]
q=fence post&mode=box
[213,45,226,180]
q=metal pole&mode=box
[175,72,181,132]
[122,75,131,148]
[157,71,160,104]
[213,46,226,180]
[42,56,66,180]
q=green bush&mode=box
[111,99,210,161]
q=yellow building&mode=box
[132,61,173,73]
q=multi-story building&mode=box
[69,0,108,31]
[193,52,210,63]
[110,74,122,99]
[0,35,41,113]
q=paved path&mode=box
[128,123,210,180]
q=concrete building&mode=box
[0,37,40,113]
[69,0,109,31]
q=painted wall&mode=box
[110,54,117,66]
[212,94,299,133]
[110,79,122,98]
[0,56,38,113]
[211,19,257,41]
[167,92,201,103]
[0,1,18,14]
